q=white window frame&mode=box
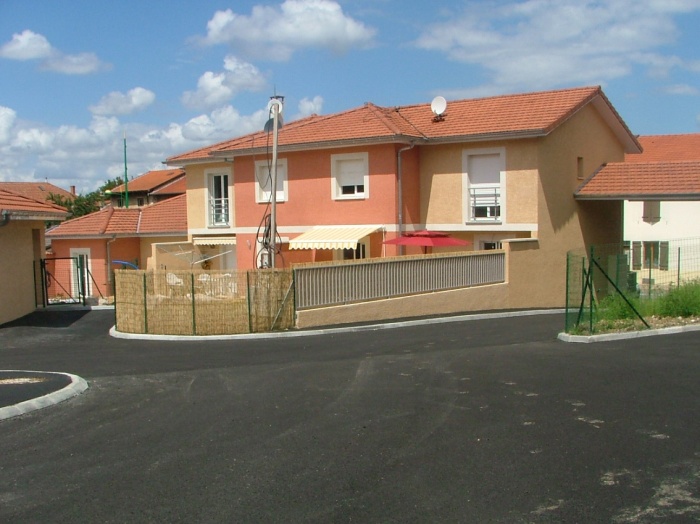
[207,169,231,227]
[331,152,369,200]
[462,147,506,224]
[255,159,288,203]
[70,247,92,298]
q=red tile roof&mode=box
[47,194,187,237]
[0,182,75,202]
[110,168,185,194]
[576,161,700,200]
[577,134,700,200]
[167,86,640,163]
[0,189,69,219]
[150,175,187,196]
[627,134,700,162]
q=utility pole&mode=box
[123,131,129,209]
[268,97,283,268]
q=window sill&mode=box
[465,220,503,225]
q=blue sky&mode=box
[1,0,699,194]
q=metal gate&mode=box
[38,256,88,306]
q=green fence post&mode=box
[565,253,570,332]
[114,271,118,332]
[191,273,196,335]
[589,246,595,333]
[247,271,253,333]
[143,272,148,334]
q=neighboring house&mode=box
[106,168,185,208]
[46,194,187,299]
[0,181,76,205]
[0,189,68,325]
[576,133,700,287]
[166,86,641,308]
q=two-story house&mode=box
[166,86,640,308]
[106,168,185,208]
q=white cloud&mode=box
[90,88,156,116]
[182,56,267,109]
[180,105,268,141]
[415,0,700,94]
[200,0,376,60]
[0,29,108,74]
[0,106,17,144]
[297,96,323,117]
[0,30,52,60]
[41,52,108,75]
[662,84,700,96]
[0,104,269,192]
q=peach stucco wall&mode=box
[186,144,421,269]
[51,237,141,298]
[0,220,43,325]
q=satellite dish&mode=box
[431,96,447,117]
[264,114,284,133]
[268,98,284,115]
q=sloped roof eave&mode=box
[209,135,419,158]
[575,192,700,201]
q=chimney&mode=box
[70,185,76,195]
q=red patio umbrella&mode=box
[383,230,470,253]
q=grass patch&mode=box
[569,280,700,334]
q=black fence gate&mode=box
[38,256,89,306]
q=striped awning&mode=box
[289,226,382,250]
[192,236,236,246]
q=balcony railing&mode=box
[209,197,230,226]
[469,186,501,222]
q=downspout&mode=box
[0,210,10,227]
[106,235,117,296]
[397,143,415,256]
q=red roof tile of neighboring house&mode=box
[0,182,75,202]
[150,176,187,196]
[167,86,641,164]
[47,194,187,237]
[110,168,185,194]
[576,162,700,200]
[139,194,188,233]
[577,134,700,200]
[627,134,700,162]
[0,189,69,219]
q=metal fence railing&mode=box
[114,251,505,335]
[294,251,505,310]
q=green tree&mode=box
[48,176,124,218]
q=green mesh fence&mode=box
[565,238,700,333]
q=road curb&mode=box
[110,309,566,342]
[558,323,700,343]
[0,371,89,421]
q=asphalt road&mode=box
[0,309,699,523]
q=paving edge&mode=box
[558,323,700,343]
[0,371,89,421]
[110,309,566,342]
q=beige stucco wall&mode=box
[185,162,233,234]
[0,220,44,325]
[141,236,189,270]
[419,139,540,227]
[294,242,551,329]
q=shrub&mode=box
[658,280,700,317]
[596,293,639,321]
